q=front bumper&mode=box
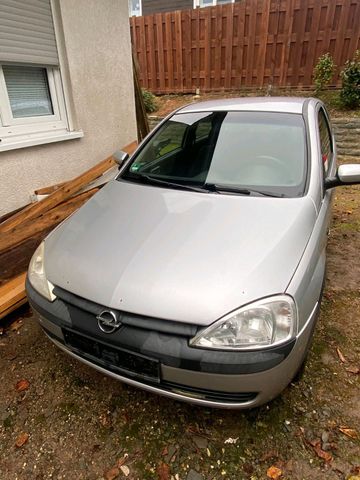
[26,279,318,409]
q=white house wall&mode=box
[0,0,136,216]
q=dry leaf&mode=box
[15,379,30,392]
[224,437,239,444]
[336,347,346,363]
[120,465,130,477]
[104,467,119,480]
[267,465,282,479]
[312,441,333,462]
[15,432,29,448]
[161,446,169,456]
[346,366,360,374]
[157,462,170,480]
[9,319,23,332]
[117,456,128,468]
[339,427,358,439]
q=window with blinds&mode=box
[0,0,59,66]
[3,65,53,118]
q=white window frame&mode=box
[0,64,82,152]
[193,0,235,7]
[129,0,142,16]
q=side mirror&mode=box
[325,164,360,189]
[113,150,129,168]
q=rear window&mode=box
[122,111,307,197]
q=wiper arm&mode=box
[204,183,284,198]
[133,173,209,193]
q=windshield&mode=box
[121,111,307,197]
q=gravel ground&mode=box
[0,159,359,479]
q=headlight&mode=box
[28,242,56,302]
[190,295,297,350]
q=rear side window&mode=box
[318,109,332,175]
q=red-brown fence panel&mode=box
[130,0,360,93]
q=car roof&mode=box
[177,97,310,115]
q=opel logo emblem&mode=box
[96,310,122,334]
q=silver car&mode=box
[26,98,360,409]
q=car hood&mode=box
[45,180,316,325]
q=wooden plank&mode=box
[156,13,166,91]
[122,140,138,156]
[303,0,322,85]
[235,1,246,88]
[133,51,150,141]
[257,0,271,87]
[183,9,192,90]
[0,204,30,224]
[175,10,184,90]
[269,0,281,85]
[0,228,54,288]
[0,141,137,235]
[224,4,234,89]
[0,273,27,318]
[193,8,200,90]
[322,0,337,54]
[245,0,257,86]
[34,181,67,196]
[0,297,27,320]
[214,5,223,90]
[139,16,149,89]
[0,189,99,255]
[292,0,309,85]
[165,12,174,91]
[148,15,157,90]
[347,0,360,63]
[204,8,211,91]
[333,0,352,79]
[279,0,296,86]
[0,157,113,234]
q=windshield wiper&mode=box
[204,183,284,198]
[130,173,210,193]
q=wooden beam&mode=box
[34,181,67,196]
[0,157,114,234]
[0,141,137,235]
[0,188,99,255]
[0,273,27,319]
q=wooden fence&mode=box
[130,0,360,93]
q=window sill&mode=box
[0,130,84,153]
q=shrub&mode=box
[142,88,158,113]
[340,50,360,109]
[313,53,335,93]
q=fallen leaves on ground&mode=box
[300,428,333,463]
[336,347,346,363]
[224,437,238,444]
[104,467,119,480]
[9,319,23,332]
[157,462,170,480]
[310,439,333,462]
[120,465,130,477]
[15,379,30,392]
[15,432,29,448]
[346,365,360,374]
[266,465,282,479]
[338,426,358,439]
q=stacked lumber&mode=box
[0,141,137,320]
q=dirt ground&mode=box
[0,152,359,478]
